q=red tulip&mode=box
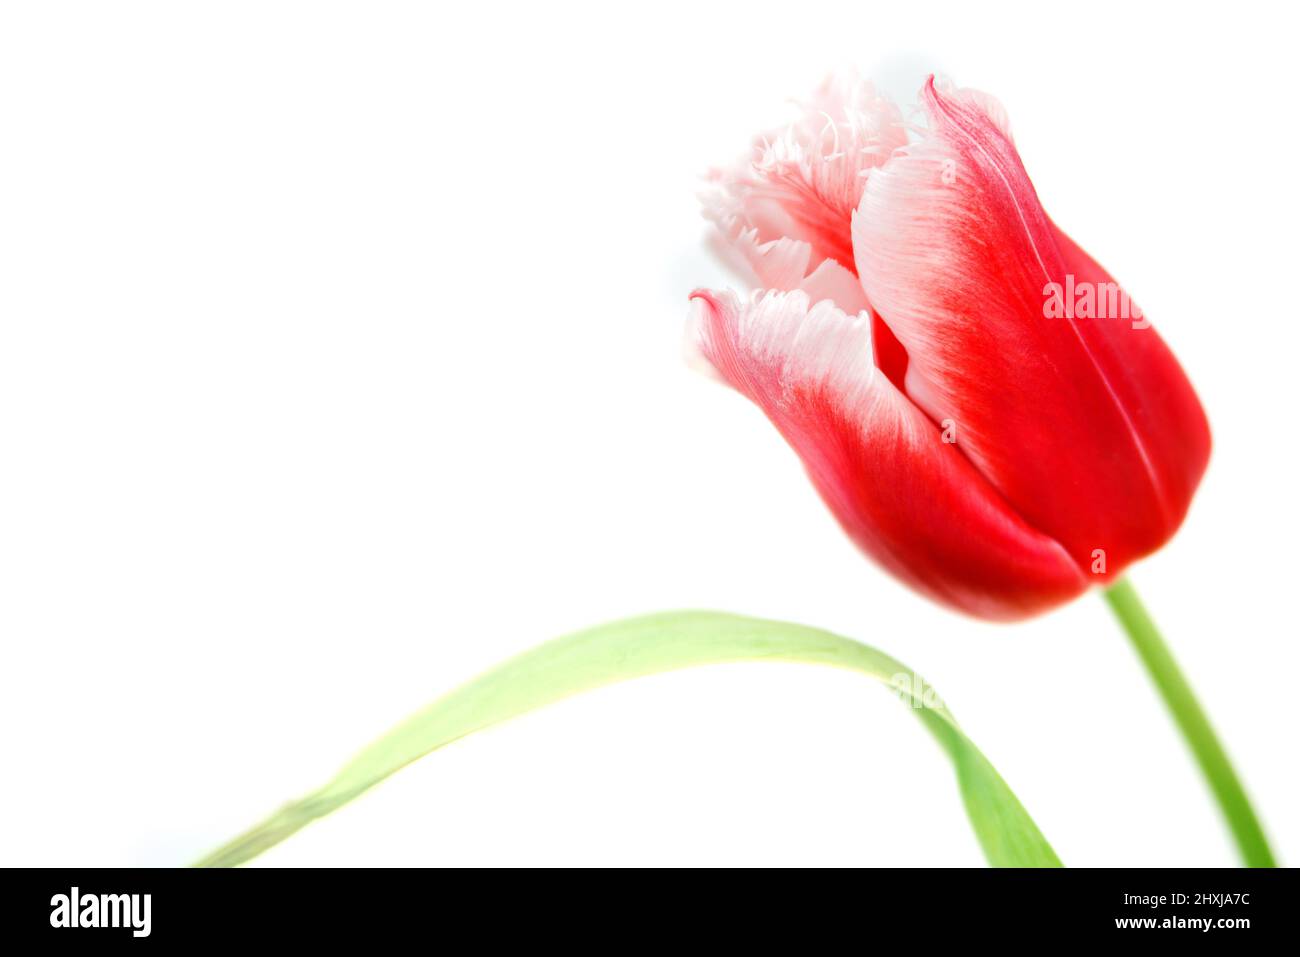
[691,76,1210,620]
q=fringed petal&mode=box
[689,287,1087,620]
[703,73,905,303]
[852,78,1208,577]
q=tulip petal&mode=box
[1048,224,1211,526]
[689,288,1087,620]
[713,227,870,315]
[704,74,906,280]
[853,78,1206,577]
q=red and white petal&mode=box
[715,229,813,291]
[708,227,870,315]
[933,76,1014,142]
[853,78,1206,576]
[689,288,1087,620]
[704,73,906,280]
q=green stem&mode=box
[1103,578,1274,867]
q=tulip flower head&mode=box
[690,75,1210,620]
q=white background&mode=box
[2,1,1297,867]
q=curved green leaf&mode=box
[196,611,1059,867]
